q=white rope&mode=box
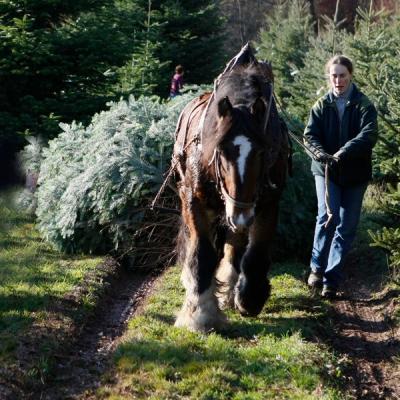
[324,163,333,228]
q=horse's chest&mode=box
[202,180,223,211]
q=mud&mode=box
[329,279,400,399]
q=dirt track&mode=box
[330,279,400,399]
[0,259,160,400]
[2,256,399,399]
[36,266,159,400]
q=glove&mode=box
[333,149,345,162]
[313,150,340,167]
[313,149,330,164]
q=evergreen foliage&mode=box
[275,148,316,260]
[342,8,400,276]
[22,2,400,269]
[36,89,205,253]
[257,4,400,275]
[256,0,318,258]
[0,0,224,157]
[287,17,348,122]
[256,0,314,103]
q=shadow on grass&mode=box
[146,286,329,342]
[0,293,57,314]
[113,336,326,397]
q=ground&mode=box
[0,198,399,399]
[329,271,400,399]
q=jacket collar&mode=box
[322,83,362,106]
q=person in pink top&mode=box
[169,65,184,99]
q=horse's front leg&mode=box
[175,194,227,332]
[216,231,247,310]
[234,200,279,316]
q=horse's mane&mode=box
[215,63,272,107]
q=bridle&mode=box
[212,149,257,210]
[209,82,274,211]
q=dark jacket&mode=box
[304,84,378,187]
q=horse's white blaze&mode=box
[233,135,252,183]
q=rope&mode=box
[324,164,334,227]
[273,94,337,227]
[150,135,198,210]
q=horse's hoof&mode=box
[234,275,270,317]
[175,300,228,333]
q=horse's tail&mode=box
[176,218,189,266]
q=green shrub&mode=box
[275,146,316,261]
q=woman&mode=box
[304,55,378,299]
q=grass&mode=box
[98,263,347,399]
[0,184,392,398]
[0,191,103,367]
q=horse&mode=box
[172,45,290,332]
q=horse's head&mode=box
[213,95,268,232]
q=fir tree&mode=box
[343,8,400,274]
[0,0,225,156]
[35,89,205,253]
[256,0,314,103]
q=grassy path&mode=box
[95,262,346,399]
[89,203,398,399]
[0,193,105,397]
[1,190,398,399]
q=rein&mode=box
[274,94,337,227]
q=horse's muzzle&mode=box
[227,212,255,233]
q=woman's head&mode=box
[325,55,353,96]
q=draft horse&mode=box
[173,45,289,332]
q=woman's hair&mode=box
[325,55,353,75]
[175,65,184,74]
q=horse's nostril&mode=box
[246,215,255,227]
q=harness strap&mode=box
[178,95,210,154]
[220,185,256,209]
[214,149,256,210]
[263,82,274,135]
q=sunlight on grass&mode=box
[103,263,346,399]
[0,194,102,362]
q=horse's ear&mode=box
[251,97,266,118]
[218,96,233,118]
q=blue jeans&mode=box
[310,175,367,289]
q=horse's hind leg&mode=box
[216,232,247,310]
[175,196,226,332]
